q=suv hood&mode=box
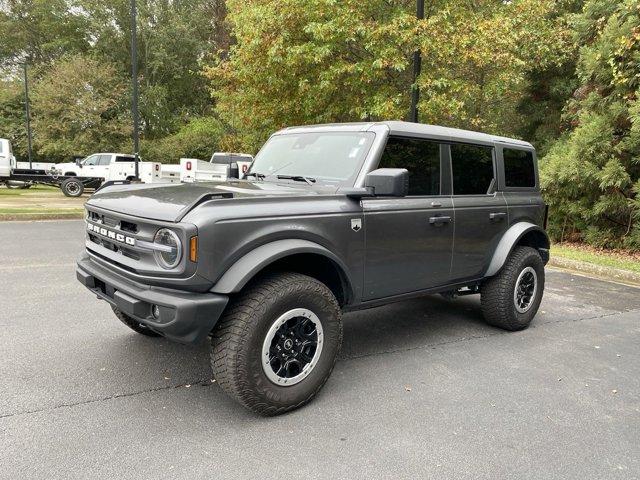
[86,180,330,222]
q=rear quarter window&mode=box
[503,148,536,188]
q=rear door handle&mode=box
[429,215,452,226]
[489,212,507,221]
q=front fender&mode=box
[210,239,353,295]
[485,222,550,277]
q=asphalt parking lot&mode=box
[1,220,639,479]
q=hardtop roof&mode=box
[280,121,533,149]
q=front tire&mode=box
[480,246,545,331]
[211,272,343,416]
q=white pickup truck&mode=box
[56,153,163,183]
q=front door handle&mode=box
[429,215,452,226]
[489,212,507,221]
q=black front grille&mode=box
[88,234,140,260]
[120,220,138,233]
[103,216,120,228]
[87,210,139,233]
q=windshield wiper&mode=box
[276,175,316,185]
[245,172,266,180]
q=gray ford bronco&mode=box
[77,121,549,415]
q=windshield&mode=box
[249,132,375,186]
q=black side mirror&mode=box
[364,168,409,197]
[75,158,82,166]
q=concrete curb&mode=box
[549,256,640,287]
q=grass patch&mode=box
[0,208,84,221]
[552,243,640,274]
[0,185,59,196]
[0,207,84,214]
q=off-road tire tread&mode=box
[480,246,544,331]
[211,272,342,416]
[112,306,161,337]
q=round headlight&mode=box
[153,228,182,269]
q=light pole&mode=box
[409,0,424,123]
[23,62,33,169]
[130,0,140,180]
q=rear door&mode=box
[95,154,113,179]
[448,143,508,280]
[362,136,454,300]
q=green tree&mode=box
[541,0,640,249]
[80,0,229,137]
[516,0,585,155]
[31,54,130,161]
[206,0,570,151]
[140,116,226,162]
[0,0,89,66]
[0,79,33,159]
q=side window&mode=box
[115,156,133,162]
[83,155,100,166]
[451,144,494,195]
[503,148,535,187]
[98,155,112,165]
[378,136,440,196]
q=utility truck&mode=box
[56,153,157,181]
[180,152,253,182]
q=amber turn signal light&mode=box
[189,236,198,262]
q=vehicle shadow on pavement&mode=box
[340,294,489,360]
[109,294,490,392]
[118,293,488,367]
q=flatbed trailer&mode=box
[6,170,103,197]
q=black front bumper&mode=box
[76,253,228,344]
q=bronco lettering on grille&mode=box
[87,223,136,246]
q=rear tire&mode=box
[211,272,343,416]
[61,178,84,197]
[6,181,30,189]
[480,246,545,331]
[112,306,161,337]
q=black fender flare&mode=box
[210,239,354,298]
[485,222,550,277]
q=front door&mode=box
[363,136,454,300]
[81,154,101,177]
